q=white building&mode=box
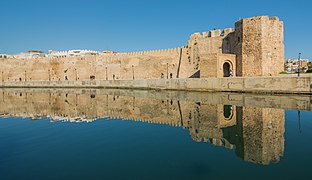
[48,49,99,57]
[0,54,11,59]
[2,49,103,59]
[12,50,47,59]
[285,59,310,73]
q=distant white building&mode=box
[2,49,104,59]
[285,59,310,73]
[48,49,99,57]
[0,54,11,59]
[12,50,47,59]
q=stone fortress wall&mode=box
[0,48,183,81]
[0,16,284,82]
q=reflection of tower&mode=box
[224,107,285,165]
[240,107,284,165]
[187,102,285,165]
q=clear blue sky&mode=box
[0,0,311,60]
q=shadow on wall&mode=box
[189,70,200,78]
[222,32,236,54]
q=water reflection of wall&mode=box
[241,107,284,164]
[0,90,284,165]
[185,103,284,165]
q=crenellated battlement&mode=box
[190,28,235,40]
[122,47,182,56]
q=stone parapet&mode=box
[1,76,311,95]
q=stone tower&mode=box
[234,16,284,76]
[185,15,284,78]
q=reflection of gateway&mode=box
[223,105,235,121]
[0,89,288,165]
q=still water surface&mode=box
[0,88,311,180]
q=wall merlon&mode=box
[190,32,202,39]
[270,16,279,21]
[202,32,208,38]
[223,28,234,36]
[208,29,222,37]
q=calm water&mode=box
[0,89,311,180]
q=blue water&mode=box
[0,110,311,180]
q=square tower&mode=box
[234,16,284,76]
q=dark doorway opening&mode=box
[223,105,233,120]
[223,62,232,77]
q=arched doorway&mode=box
[223,62,232,77]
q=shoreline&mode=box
[1,76,312,95]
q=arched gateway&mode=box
[223,62,232,77]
